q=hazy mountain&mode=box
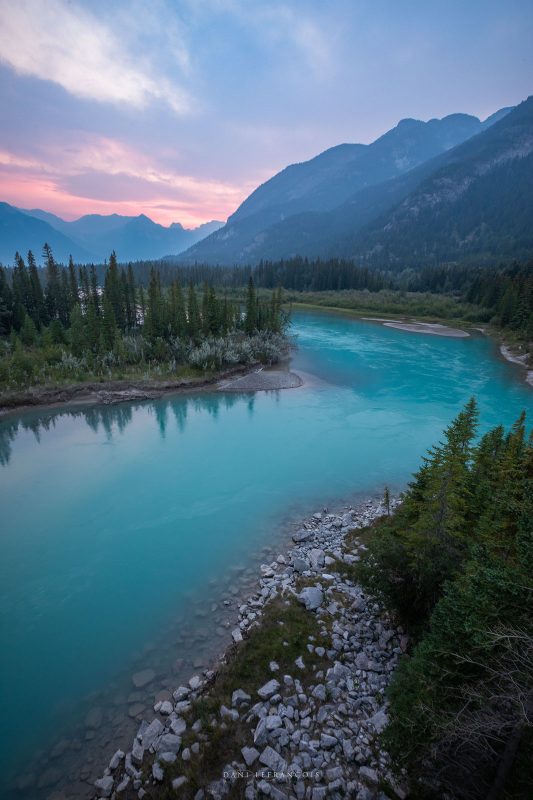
[180,107,512,265]
[346,96,533,265]
[0,203,95,264]
[4,209,224,264]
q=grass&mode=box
[283,289,490,327]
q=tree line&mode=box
[2,250,531,342]
[358,400,532,799]
[0,246,287,389]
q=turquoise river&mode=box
[0,310,531,798]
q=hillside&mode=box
[348,97,533,265]
[179,106,513,265]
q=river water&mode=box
[0,311,530,798]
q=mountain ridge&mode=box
[0,207,223,264]
[179,104,516,265]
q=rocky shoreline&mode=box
[499,343,533,387]
[92,497,407,800]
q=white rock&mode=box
[109,750,124,770]
[259,745,288,773]
[170,717,187,736]
[141,718,164,750]
[241,746,260,766]
[220,705,239,722]
[94,776,114,798]
[298,586,323,611]
[257,679,280,699]
[265,714,283,730]
[231,689,251,706]
[189,675,202,690]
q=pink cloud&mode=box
[0,135,256,227]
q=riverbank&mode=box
[0,362,298,419]
[291,302,532,387]
[91,496,406,800]
[499,343,533,387]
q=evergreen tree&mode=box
[244,276,257,334]
[69,304,86,357]
[187,283,201,341]
[19,313,38,346]
[0,267,13,335]
[101,291,118,350]
[68,256,79,309]
[89,265,100,315]
[28,251,46,327]
[43,243,60,321]
[104,252,124,330]
[170,279,187,337]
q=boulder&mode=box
[298,586,323,611]
[309,549,325,569]
[231,689,251,706]
[155,733,182,754]
[241,746,260,767]
[292,557,309,573]
[94,775,114,798]
[292,530,312,543]
[259,745,288,773]
[141,718,164,750]
[257,679,280,699]
[109,750,124,770]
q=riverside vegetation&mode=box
[1,251,531,401]
[88,402,531,800]
[0,246,287,398]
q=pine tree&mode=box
[19,313,38,346]
[68,256,79,309]
[28,251,46,327]
[0,267,13,335]
[89,265,100,315]
[187,283,201,341]
[170,279,187,337]
[101,291,118,350]
[127,265,137,328]
[86,302,100,353]
[245,275,257,334]
[69,304,86,357]
[43,243,60,321]
[104,252,124,330]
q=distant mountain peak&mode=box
[1,206,224,263]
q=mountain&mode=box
[15,210,223,263]
[346,97,533,265]
[0,203,95,264]
[180,106,513,265]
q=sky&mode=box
[0,0,532,228]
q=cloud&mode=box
[0,0,190,113]
[0,135,255,226]
[182,0,334,75]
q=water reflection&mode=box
[0,389,267,466]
